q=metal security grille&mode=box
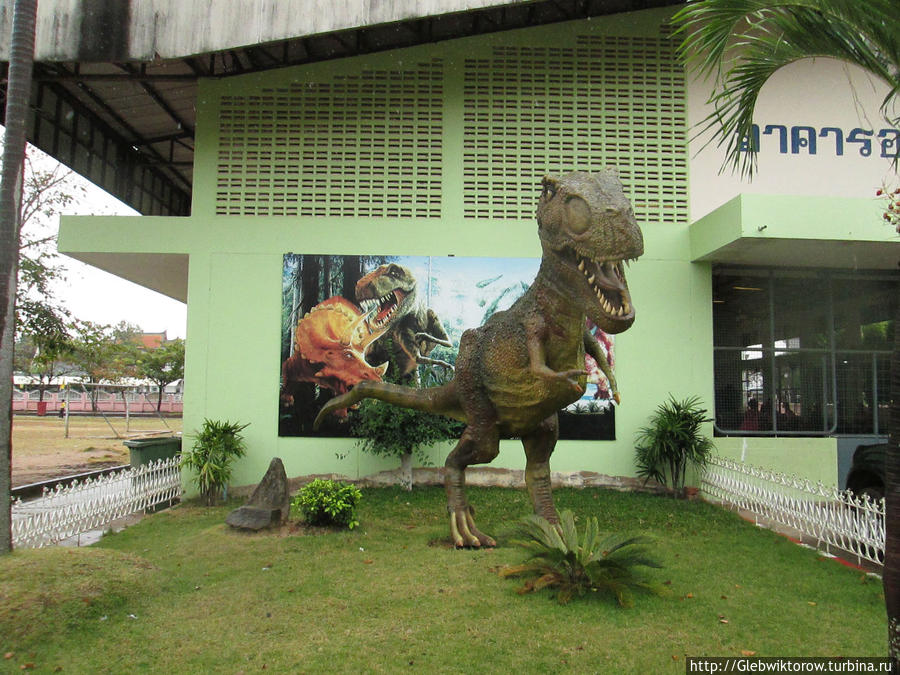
[461,36,688,221]
[713,268,897,436]
[215,58,444,217]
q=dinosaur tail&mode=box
[313,380,464,430]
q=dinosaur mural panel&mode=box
[314,170,643,546]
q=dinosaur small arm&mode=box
[315,170,643,547]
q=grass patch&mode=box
[0,548,158,646]
[0,488,887,672]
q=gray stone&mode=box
[226,457,290,531]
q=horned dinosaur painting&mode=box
[279,252,618,439]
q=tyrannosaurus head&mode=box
[536,170,643,334]
[355,263,418,332]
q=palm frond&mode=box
[672,0,900,177]
[501,511,667,606]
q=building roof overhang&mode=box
[0,0,681,217]
[690,194,900,271]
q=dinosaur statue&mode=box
[316,170,643,547]
[355,262,453,382]
[281,296,388,410]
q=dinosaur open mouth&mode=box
[575,253,636,320]
[359,289,409,328]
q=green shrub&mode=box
[634,395,714,492]
[293,479,362,529]
[350,368,463,490]
[500,510,667,607]
[180,419,249,505]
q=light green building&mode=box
[7,1,897,490]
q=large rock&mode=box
[226,457,291,531]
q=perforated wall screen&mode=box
[212,23,687,222]
[216,58,444,217]
[462,36,687,222]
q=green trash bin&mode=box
[124,435,182,467]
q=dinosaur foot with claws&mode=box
[449,505,496,548]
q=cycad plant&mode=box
[634,395,714,493]
[499,510,666,607]
[181,419,249,505]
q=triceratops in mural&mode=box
[282,296,388,412]
[316,170,644,547]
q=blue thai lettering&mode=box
[739,124,760,152]
[790,126,817,154]
[878,129,899,159]
[818,127,843,156]
[846,128,873,157]
[763,124,788,153]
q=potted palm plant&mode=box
[634,395,714,498]
[180,419,249,505]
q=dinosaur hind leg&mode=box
[444,423,500,548]
[522,413,560,524]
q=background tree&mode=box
[15,152,84,338]
[137,338,185,411]
[673,0,899,663]
[13,331,75,402]
[69,320,140,410]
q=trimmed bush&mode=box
[293,479,362,529]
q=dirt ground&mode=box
[11,414,183,487]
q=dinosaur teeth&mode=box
[578,259,585,272]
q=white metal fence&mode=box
[701,455,885,567]
[11,457,183,549]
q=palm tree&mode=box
[672,0,899,664]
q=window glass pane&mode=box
[713,271,770,348]
[772,273,829,351]
[833,275,897,350]
[835,352,877,434]
[771,351,833,432]
[713,267,897,436]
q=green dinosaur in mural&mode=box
[316,170,644,547]
[355,262,453,381]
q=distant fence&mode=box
[11,457,183,549]
[12,389,183,414]
[701,455,884,567]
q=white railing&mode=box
[701,455,885,567]
[11,457,183,549]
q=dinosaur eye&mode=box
[565,196,591,234]
[541,176,559,201]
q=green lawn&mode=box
[0,487,886,673]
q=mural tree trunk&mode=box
[342,256,362,300]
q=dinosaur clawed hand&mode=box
[553,368,587,395]
[449,505,496,549]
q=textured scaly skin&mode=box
[316,170,644,547]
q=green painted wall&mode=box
[60,7,724,488]
[713,437,839,487]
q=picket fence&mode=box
[11,457,183,549]
[701,455,885,567]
